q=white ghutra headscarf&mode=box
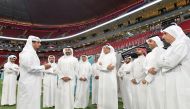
[21,35,41,53]
[48,55,55,63]
[98,44,115,61]
[146,36,164,48]
[161,23,190,45]
[7,55,17,63]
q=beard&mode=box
[11,61,15,63]
[137,53,143,56]
[65,52,71,56]
[124,60,130,64]
[162,39,171,49]
[50,60,54,63]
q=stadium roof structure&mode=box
[0,0,162,41]
[0,0,141,25]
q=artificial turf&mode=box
[0,80,123,109]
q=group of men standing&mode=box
[1,23,190,109]
[117,23,190,109]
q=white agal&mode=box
[118,61,133,109]
[43,56,58,108]
[55,48,78,109]
[91,62,100,104]
[1,55,19,105]
[131,55,146,109]
[17,36,45,109]
[97,45,118,109]
[74,55,92,108]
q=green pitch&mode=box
[0,80,123,109]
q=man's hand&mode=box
[95,76,99,80]
[62,77,71,82]
[131,79,137,85]
[142,79,147,84]
[79,77,87,81]
[148,67,157,75]
[44,64,51,70]
[79,77,84,81]
[107,64,114,71]
[83,78,87,81]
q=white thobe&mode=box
[97,53,118,109]
[157,40,190,109]
[17,52,45,109]
[74,61,92,108]
[118,62,133,109]
[1,62,19,105]
[55,56,78,109]
[144,47,165,109]
[131,55,146,109]
[43,63,57,108]
[91,63,99,104]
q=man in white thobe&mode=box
[131,47,147,109]
[91,55,100,105]
[1,55,19,106]
[150,24,190,109]
[97,44,118,109]
[74,55,92,108]
[17,36,51,109]
[43,55,58,108]
[55,47,78,109]
[118,56,133,109]
[142,36,165,109]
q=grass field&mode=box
[0,80,123,109]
